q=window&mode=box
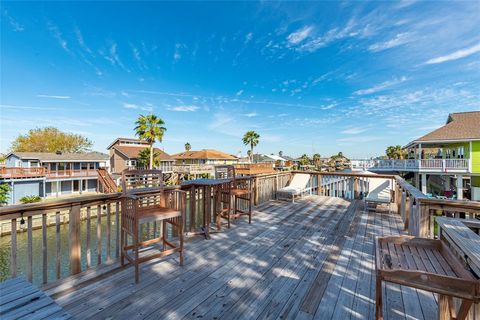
[81,162,88,170]
[58,162,65,170]
[73,180,79,192]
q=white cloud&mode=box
[287,26,313,45]
[368,32,413,52]
[3,11,24,32]
[169,105,199,112]
[354,76,408,95]
[236,89,244,96]
[37,94,71,99]
[337,135,383,143]
[245,32,253,44]
[74,26,92,54]
[341,127,369,134]
[425,43,480,64]
[47,21,69,53]
[123,103,139,109]
[243,112,257,118]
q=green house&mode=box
[404,111,480,200]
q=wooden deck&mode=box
[48,195,438,320]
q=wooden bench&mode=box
[375,236,480,320]
[0,277,71,319]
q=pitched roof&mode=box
[8,151,109,162]
[112,145,173,161]
[409,111,480,145]
[172,149,237,160]
[107,137,150,150]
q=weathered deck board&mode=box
[49,196,442,320]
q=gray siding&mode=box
[87,179,97,191]
[61,181,72,194]
[8,180,43,204]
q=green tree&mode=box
[386,145,406,159]
[242,131,260,163]
[300,154,311,165]
[312,153,321,166]
[185,142,191,151]
[134,114,166,169]
[0,183,11,205]
[138,148,162,169]
[11,127,92,153]
[278,151,283,157]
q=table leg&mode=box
[204,186,211,240]
[438,294,450,320]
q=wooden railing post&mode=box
[418,202,430,238]
[69,204,82,275]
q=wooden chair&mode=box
[120,169,186,283]
[215,165,253,228]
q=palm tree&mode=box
[312,153,321,167]
[242,131,260,163]
[134,114,166,169]
[185,142,191,151]
[386,145,405,159]
[247,150,252,162]
[278,151,283,157]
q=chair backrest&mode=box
[288,173,311,189]
[215,165,235,181]
[121,169,164,193]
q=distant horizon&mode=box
[1,1,479,158]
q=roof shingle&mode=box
[172,149,237,160]
[412,111,480,143]
[112,145,173,161]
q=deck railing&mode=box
[0,170,478,291]
[45,169,98,178]
[0,167,46,178]
[351,158,470,172]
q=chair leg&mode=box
[179,218,184,266]
[248,194,252,224]
[227,195,231,228]
[120,229,125,267]
[375,275,383,320]
[134,233,139,284]
[162,220,167,251]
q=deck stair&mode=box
[97,168,117,193]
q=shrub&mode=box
[0,183,11,205]
[20,195,42,204]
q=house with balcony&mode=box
[351,111,480,200]
[107,138,174,175]
[0,151,109,204]
[172,149,239,177]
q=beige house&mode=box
[172,149,238,165]
[107,138,174,174]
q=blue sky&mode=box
[1,1,479,158]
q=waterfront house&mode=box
[351,111,480,200]
[0,151,109,204]
[172,149,238,165]
[107,138,174,175]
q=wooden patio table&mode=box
[375,236,480,320]
[181,178,232,239]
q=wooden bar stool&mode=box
[120,169,186,283]
[215,165,253,229]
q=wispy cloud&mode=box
[236,89,244,96]
[123,103,139,109]
[0,104,58,110]
[3,11,24,32]
[243,112,257,118]
[168,105,199,112]
[245,32,253,44]
[425,43,480,64]
[341,126,369,134]
[47,20,69,53]
[354,76,408,95]
[287,26,313,45]
[74,26,92,54]
[368,32,413,52]
[37,94,71,99]
[337,135,383,143]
